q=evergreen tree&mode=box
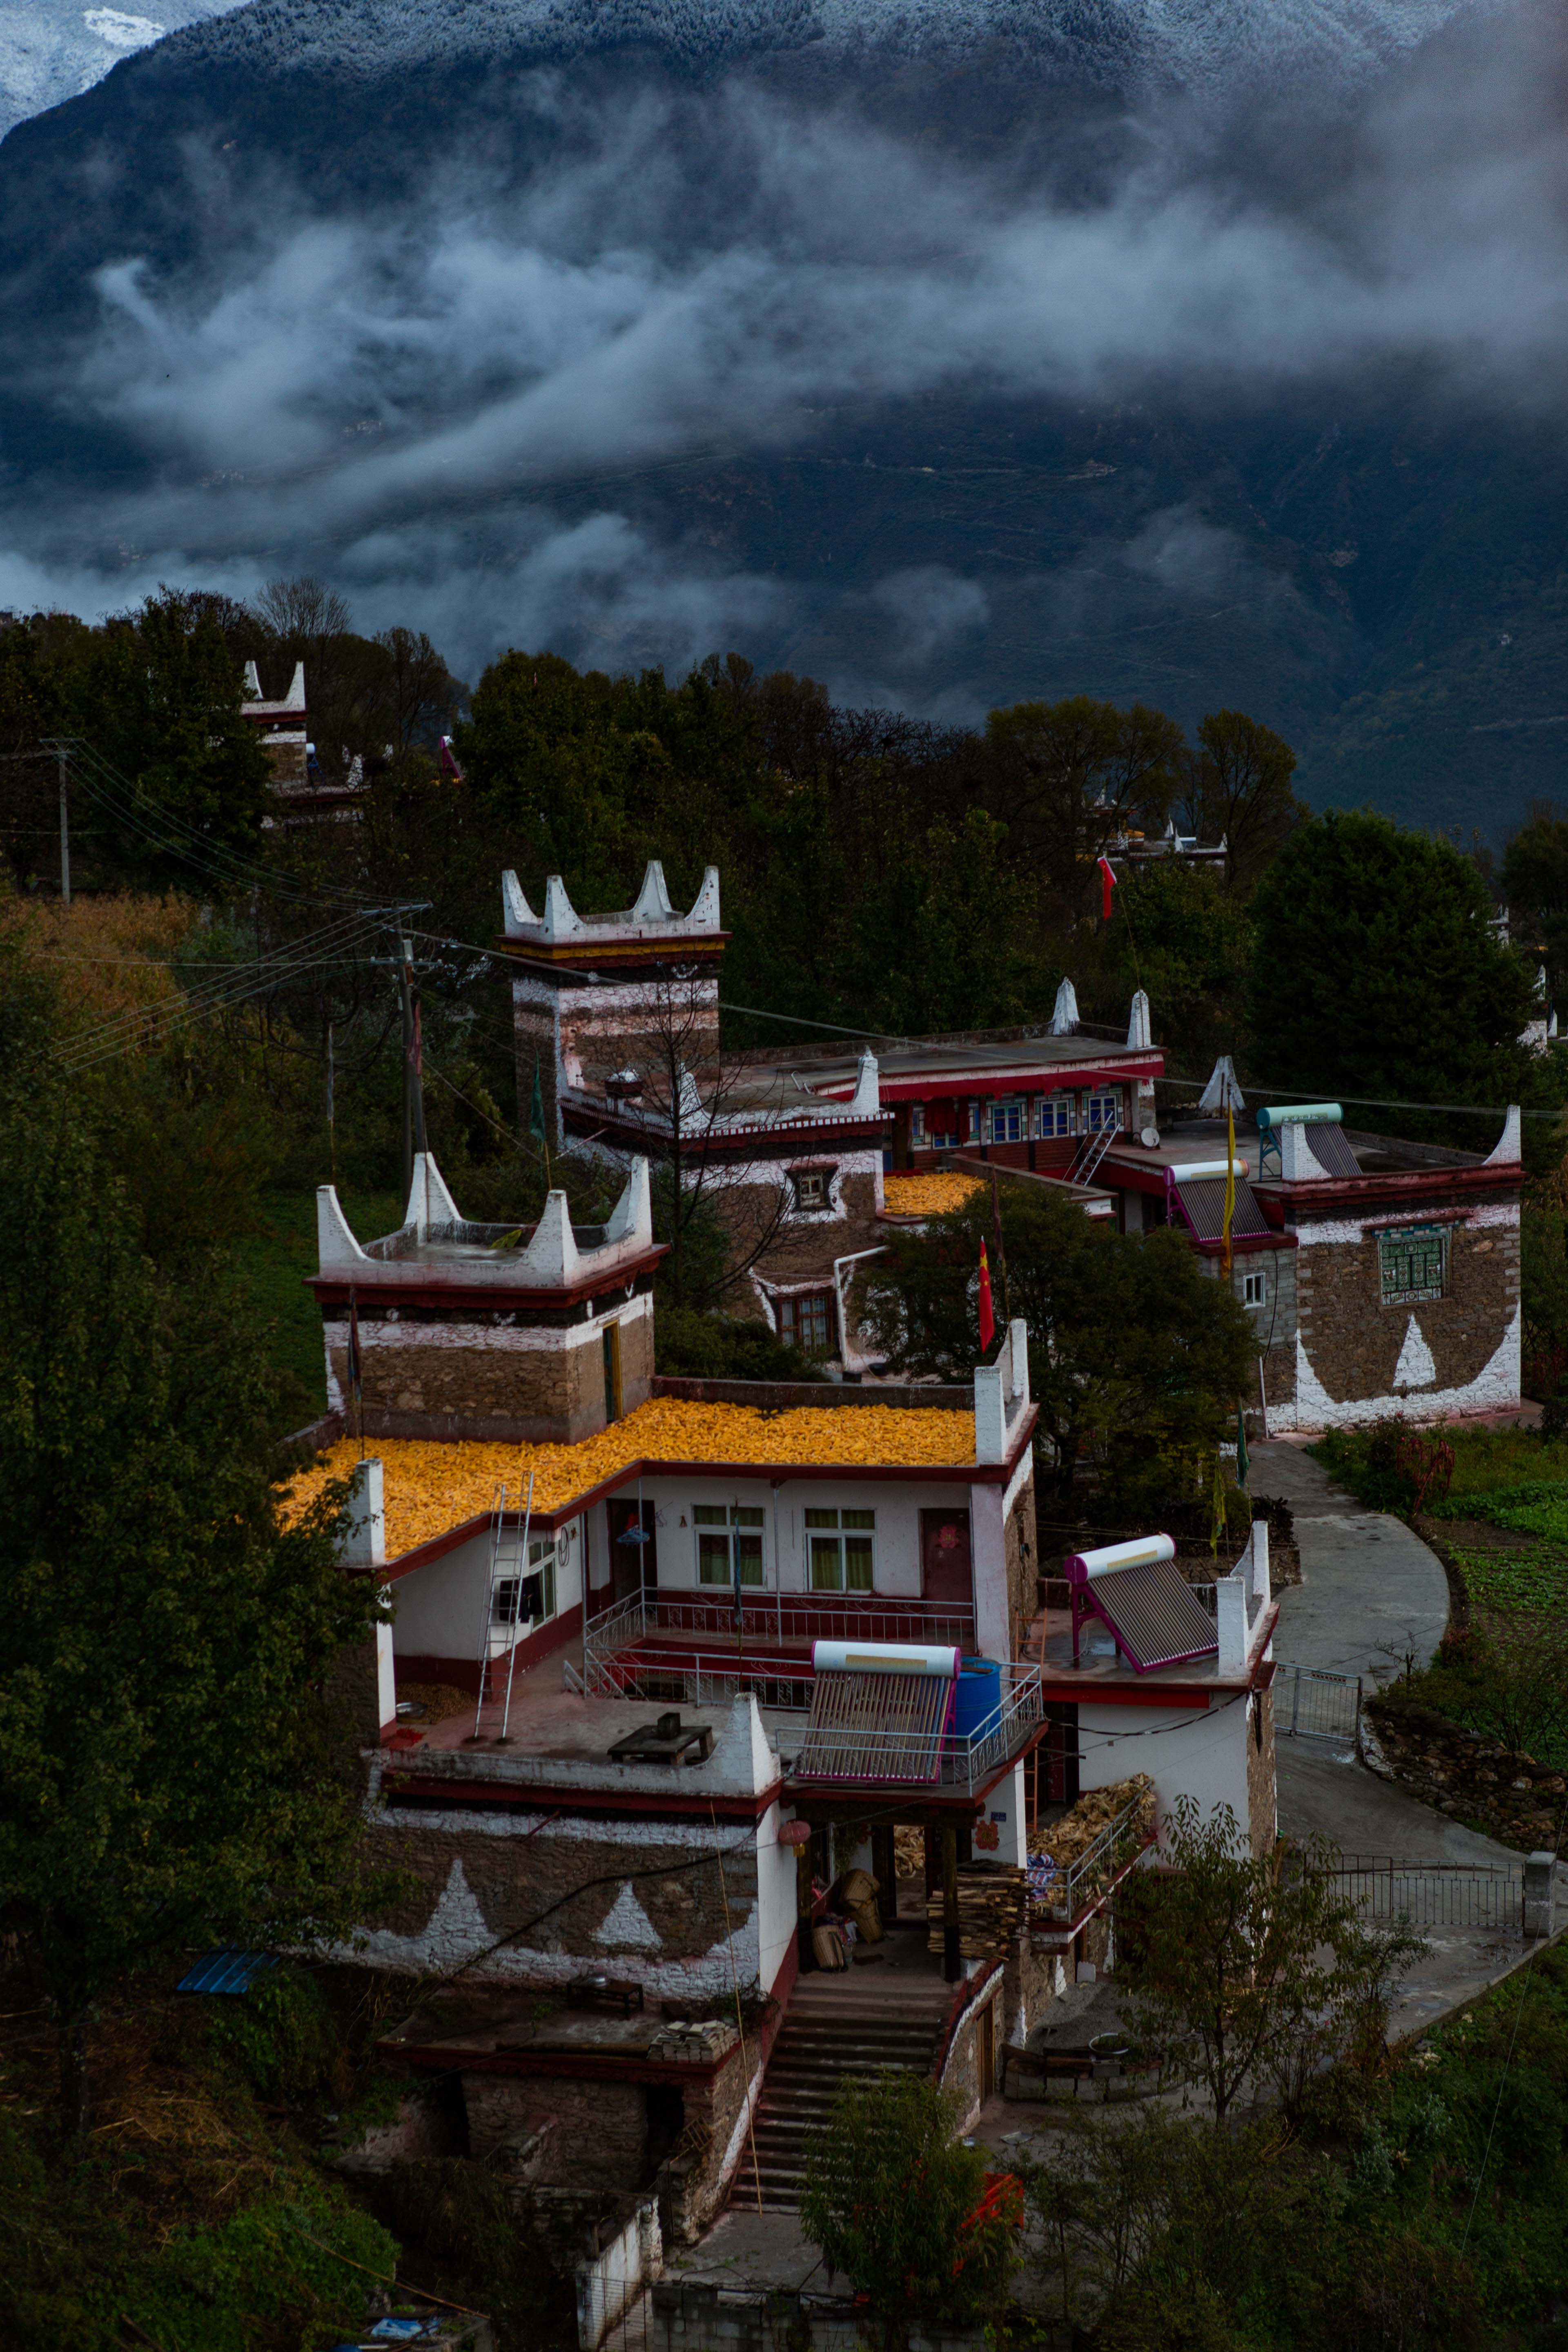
[1249,809,1538,1136]
[0,1093,384,2129]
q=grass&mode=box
[230,1187,403,1429]
[1446,1544,1568,1614]
[1310,1419,1568,1517]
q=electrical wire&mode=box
[58,739,390,912]
[57,911,388,1071]
[55,909,378,1062]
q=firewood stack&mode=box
[926,1859,1029,1958]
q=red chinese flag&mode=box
[978,1237,996,1352]
[1097,855,1117,921]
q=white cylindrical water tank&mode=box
[810,1639,960,1678]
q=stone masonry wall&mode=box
[325,1296,652,1442]
[1296,1214,1518,1412]
[464,2072,649,2184]
[359,1804,762,2002]
[1005,1465,1038,1646]
[731,1169,885,1330]
[1247,1686,1277,1857]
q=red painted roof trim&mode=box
[379,1774,784,1821]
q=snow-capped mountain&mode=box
[0,0,1559,835]
[0,0,243,139]
[120,0,1497,100]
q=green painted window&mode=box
[1379,1225,1446,1306]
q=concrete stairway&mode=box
[729,1963,953,2212]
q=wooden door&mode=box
[976,1998,995,2104]
[920,1508,973,1608]
[609,1500,656,1604]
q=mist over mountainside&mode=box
[0,0,1562,836]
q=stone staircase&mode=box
[729,1960,953,2212]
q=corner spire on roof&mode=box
[1127,990,1152,1051]
[1049,978,1079,1037]
[1198,1055,1246,1115]
[1485,1105,1522,1167]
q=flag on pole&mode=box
[1096,856,1117,922]
[978,1238,996,1352]
[529,1055,547,1146]
[1236,1404,1250,1492]
[1221,1103,1236,1276]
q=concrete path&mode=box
[1252,1438,1450,1683]
[1252,1439,1568,2035]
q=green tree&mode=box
[799,2071,1018,2337]
[70,589,274,872]
[982,695,1184,921]
[1248,809,1539,1137]
[0,1094,385,2130]
[1116,1797,1419,2122]
[1179,708,1308,894]
[857,1185,1254,1507]
[1501,806,1568,999]
[1084,857,1255,1077]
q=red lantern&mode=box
[778,1820,812,1848]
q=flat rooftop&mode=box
[284,1395,978,1556]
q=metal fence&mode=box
[1276,1660,1362,1745]
[1331,1855,1522,1930]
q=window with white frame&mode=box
[1242,1270,1265,1308]
[988,1096,1025,1144]
[694,1503,766,1586]
[790,1166,834,1213]
[1085,1091,1120,1133]
[494,1533,561,1625]
[910,1103,928,1147]
[778,1291,835,1356]
[1039,1095,1073,1138]
[805,1506,875,1591]
[965,1101,982,1143]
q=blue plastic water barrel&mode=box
[952,1659,1002,1743]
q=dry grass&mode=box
[1,889,196,1036]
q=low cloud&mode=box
[0,0,1564,686]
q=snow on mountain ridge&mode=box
[0,0,243,139]
[150,0,1493,96]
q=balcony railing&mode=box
[580,1588,977,1709]
[1027,1788,1157,1928]
[783,1663,1049,1795]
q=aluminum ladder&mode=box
[471,1471,536,1740]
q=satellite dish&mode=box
[1140,1126,1160,1149]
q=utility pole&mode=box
[326,1021,336,1184]
[399,933,428,1207]
[57,749,70,905]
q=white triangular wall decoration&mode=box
[596,1881,662,1950]
[1394,1315,1437,1390]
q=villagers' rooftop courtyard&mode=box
[286,1396,979,1557]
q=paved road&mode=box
[1252,1439,1566,2033]
[1252,1438,1450,1684]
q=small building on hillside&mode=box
[1088,1101,1523,1431]
[496,863,1155,1368]
[303,1153,1276,2224]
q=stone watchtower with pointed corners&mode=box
[497,860,725,1146]
[307,1152,664,1444]
[240,659,308,791]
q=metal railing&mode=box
[579,1589,976,1706]
[1276,1661,1362,1745]
[1029,1789,1155,1927]
[784,1664,1049,1794]
[1330,1856,1522,1930]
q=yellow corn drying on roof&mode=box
[283,1394,977,1560]
[882,1171,984,1218]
